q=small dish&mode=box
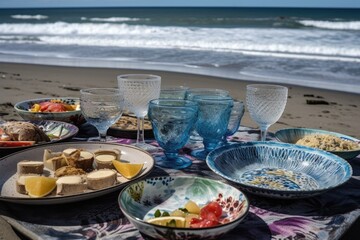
[206,142,352,199]
[0,142,154,204]
[108,114,153,139]
[14,97,84,125]
[274,128,360,160]
[118,176,249,240]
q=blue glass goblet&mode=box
[191,95,233,160]
[219,100,245,146]
[148,99,198,169]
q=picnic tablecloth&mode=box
[0,125,359,240]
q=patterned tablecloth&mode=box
[0,126,359,240]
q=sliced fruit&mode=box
[147,216,186,228]
[112,160,143,179]
[185,200,201,214]
[0,141,35,147]
[24,176,57,198]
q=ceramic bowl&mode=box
[14,97,84,125]
[118,176,249,240]
[275,128,360,160]
[206,142,352,199]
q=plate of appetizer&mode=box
[0,120,79,155]
[0,142,155,204]
[274,128,360,160]
[108,114,154,139]
[14,97,84,125]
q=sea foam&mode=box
[299,20,360,30]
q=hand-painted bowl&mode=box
[118,176,249,240]
[14,97,84,125]
[206,142,352,199]
[275,128,360,160]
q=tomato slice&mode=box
[190,218,219,228]
[200,201,222,219]
[0,141,35,147]
[44,103,67,112]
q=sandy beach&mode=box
[1,61,359,139]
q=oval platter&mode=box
[0,142,154,204]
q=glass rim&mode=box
[187,88,229,93]
[149,99,198,107]
[192,95,233,102]
[246,84,288,91]
[117,74,161,81]
[80,88,121,95]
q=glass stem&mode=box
[137,116,145,144]
[99,130,107,142]
[260,125,269,141]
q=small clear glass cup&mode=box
[148,99,198,169]
[160,86,189,100]
[191,95,233,160]
[80,88,124,142]
[185,88,230,142]
[219,100,245,146]
[117,74,161,150]
[246,84,288,141]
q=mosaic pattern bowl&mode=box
[118,176,249,240]
[274,128,360,160]
[14,97,84,125]
[206,142,352,199]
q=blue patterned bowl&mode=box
[275,128,360,160]
[118,176,249,240]
[14,97,84,125]
[206,142,352,199]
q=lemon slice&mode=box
[147,216,186,228]
[112,160,144,179]
[25,176,57,198]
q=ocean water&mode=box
[0,7,359,93]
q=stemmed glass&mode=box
[148,99,198,169]
[117,74,161,150]
[185,88,230,142]
[191,95,233,160]
[219,100,245,146]
[246,84,288,141]
[80,88,124,142]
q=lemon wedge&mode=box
[24,176,57,198]
[112,160,144,179]
[147,216,186,228]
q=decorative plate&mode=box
[118,176,249,240]
[274,128,360,160]
[0,120,79,155]
[0,142,154,204]
[206,142,352,199]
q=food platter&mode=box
[0,120,79,156]
[108,114,154,139]
[0,142,155,204]
[206,142,352,199]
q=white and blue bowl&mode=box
[118,176,249,240]
[275,128,360,160]
[14,97,84,125]
[206,142,352,199]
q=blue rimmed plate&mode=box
[206,142,352,199]
[274,128,360,160]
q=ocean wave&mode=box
[298,20,360,30]
[0,22,360,59]
[11,14,48,20]
[80,17,144,22]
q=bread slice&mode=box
[17,160,44,175]
[56,175,87,195]
[86,169,117,190]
